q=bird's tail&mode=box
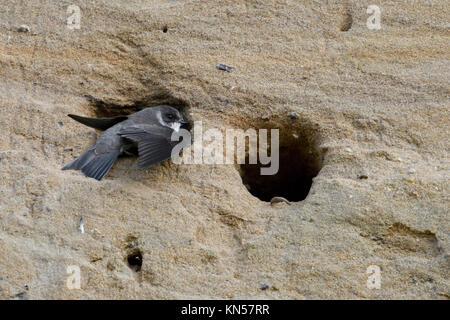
[62,146,120,180]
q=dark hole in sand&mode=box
[239,124,322,202]
[127,250,143,272]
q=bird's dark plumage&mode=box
[62,147,120,180]
[62,105,188,180]
[118,125,178,168]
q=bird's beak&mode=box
[180,119,189,125]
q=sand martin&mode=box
[62,105,189,180]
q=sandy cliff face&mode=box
[0,0,448,299]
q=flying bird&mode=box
[62,105,189,180]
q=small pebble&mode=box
[292,133,299,138]
[300,216,306,221]
[17,25,30,33]
[57,121,63,126]
[78,216,84,234]
[344,147,352,153]
[64,148,73,152]
[260,283,270,290]
[407,168,416,174]
[373,235,385,244]
[358,174,368,180]
[288,112,298,120]
[270,197,291,205]
[217,63,234,72]
[349,194,353,199]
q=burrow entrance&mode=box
[239,116,323,202]
[127,249,143,272]
[125,236,143,273]
[86,94,189,120]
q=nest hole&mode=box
[86,94,189,119]
[127,250,143,272]
[239,121,322,202]
[340,11,353,31]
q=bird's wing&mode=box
[68,114,128,131]
[62,146,120,180]
[118,125,178,168]
[62,126,124,180]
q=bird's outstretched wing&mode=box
[118,126,179,168]
[62,146,120,180]
[68,114,128,131]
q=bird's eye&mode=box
[166,114,174,120]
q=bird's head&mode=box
[155,105,189,132]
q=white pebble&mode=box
[91,228,101,235]
[78,217,84,234]
[17,25,30,33]
[407,168,416,174]
[270,196,291,205]
[344,147,352,153]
